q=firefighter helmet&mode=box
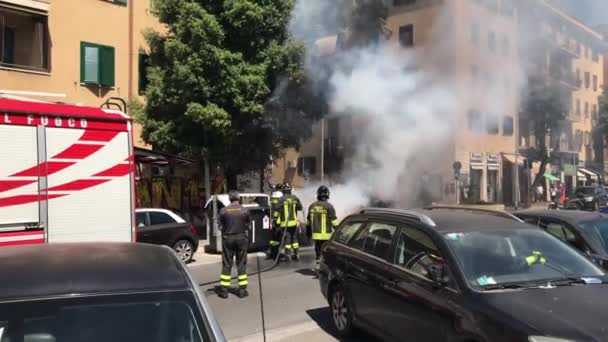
[282,183,293,193]
[317,185,330,200]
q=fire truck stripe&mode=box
[0,230,43,238]
[0,180,37,192]
[0,194,65,207]
[93,163,131,177]
[0,239,45,247]
[46,179,109,192]
[52,143,104,159]
[79,130,119,142]
[11,161,76,177]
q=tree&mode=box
[596,85,608,176]
[522,76,570,190]
[138,0,317,188]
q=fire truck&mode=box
[0,97,136,246]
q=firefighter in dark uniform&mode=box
[268,183,283,259]
[218,190,252,299]
[307,185,339,270]
[279,183,303,260]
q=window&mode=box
[136,212,149,227]
[501,35,509,56]
[576,69,581,87]
[519,216,539,225]
[399,24,414,47]
[585,72,590,89]
[576,99,581,117]
[585,102,589,118]
[394,0,416,5]
[471,23,480,46]
[333,221,364,245]
[139,54,150,94]
[593,104,598,120]
[349,222,397,260]
[297,156,316,176]
[486,114,499,135]
[149,212,176,225]
[80,42,115,87]
[593,75,598,91]
[503,116,514,136]
[468,110,483,133]
[539,219,587,252]
[488,31,496,52]
[593,50,599,62]
[0,9,49,71]
[394,226,446,281]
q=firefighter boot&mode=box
[237,288,249,298]
[217,286,228,299]
[292,249,299,261]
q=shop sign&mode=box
[486,153,499,164]
[470,152,483,163]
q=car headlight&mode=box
[585,196,594,202]
[529,337,576,342]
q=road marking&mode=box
[230,320,329,342]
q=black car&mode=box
[515,210,608,269]
[319,207,608,342]
[566,185,608,210]
[0,243,225,341]
[136,208,199,263]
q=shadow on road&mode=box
[306,307,380,341]
[295,268,318,277]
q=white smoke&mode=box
[288,1,524,219]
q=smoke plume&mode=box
[288,1,524,218]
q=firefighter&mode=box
[279,183,303,261]
[268,183,284,259]
[307,185,338,270]
[218,190,252,299]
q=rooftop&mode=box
[0,243,191,302]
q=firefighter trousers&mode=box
[285,226,299,255]
[220,233,248,289]
[269,225,283,258]
[314,239,329,261]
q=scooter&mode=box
[548,191,559,210]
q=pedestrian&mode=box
[279,183,303,261]
[268,183,284,259]
[307,185,338,271]
[218,190,252,299]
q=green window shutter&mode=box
[138,54,150,94]
[114,0,127,5]
[81,42,100,84]
[100,46,115,87]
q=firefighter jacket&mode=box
[219,203,252,235]
[271,196,282,226]
[307,200,338,240]
[279,194,303,228]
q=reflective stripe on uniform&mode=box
[238,274,248,286]
[269,240,279,246]
[292,242,299,249]
[312,232,332,240]
[331,219,339,227]
[285,244,292,249]
[220,274,232,287]
[321,213,326,236]
[525,251,546,266]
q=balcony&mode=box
[549,67,579,90]
[0,5,50,72]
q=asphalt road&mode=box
[188,247,377,341]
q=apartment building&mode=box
[274,0,521,205]
[517,0,605,195]
[0,0,161,148]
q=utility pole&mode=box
[320,118,325,184]
[514,114,520,209]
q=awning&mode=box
[578,168,598,180]
[502,154,524,166]
[544,173,560,181]
[0,0,49,15]
[134,147,194,166]
[577,171,587,181]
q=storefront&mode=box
[487,153,500,203]
[468,153,484,203]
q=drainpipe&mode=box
[127,0,134,100]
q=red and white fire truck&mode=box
[0,98,136,246]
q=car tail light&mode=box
[190,224,197,234]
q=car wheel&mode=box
[173,239,194,263]
[330,284,353,336]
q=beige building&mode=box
[0,0,161,148]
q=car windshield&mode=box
[0,291,207,342]
[579,219,608,253]
[444,229,604,289]
[575,187,595,195]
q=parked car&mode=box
[514,210,608,269]
[319,207,608,342]
[136,208,199,263]
[565,185,608,210]
[0,243,225,341]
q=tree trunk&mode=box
[225,170,238,191]
[531,156,548,189]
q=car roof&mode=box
[0,243,191,302]
[514,210,606,223]
[356,207,532,233]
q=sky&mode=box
[550,0,608,26]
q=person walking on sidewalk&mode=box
[218,190,252,299]
[307,185,338,271]
[279,183,303,261]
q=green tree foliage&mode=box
[138,0,318,184]
[522,76,570,188]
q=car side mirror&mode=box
[429,264,449,287]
